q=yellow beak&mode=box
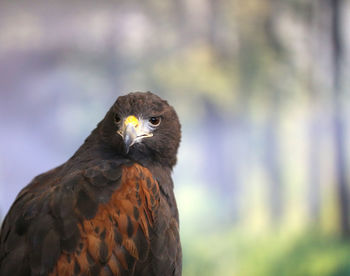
[119,115,153,153]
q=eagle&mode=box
[0,92,182,276]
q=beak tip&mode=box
[123,127,135,154]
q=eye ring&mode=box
[114,114,121,124]
[149,116,161,127]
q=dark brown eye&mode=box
[115,114,121,123]
[149,117,161,126]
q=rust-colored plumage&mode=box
[0,92,182,276]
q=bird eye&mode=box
[149,117,161,126]
[115,114,121,123]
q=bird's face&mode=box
[99,92,181,168]
[115,114,161,153]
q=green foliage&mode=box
[182,229,350,276]
[266,234,350,276]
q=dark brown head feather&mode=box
[97,92,181,168]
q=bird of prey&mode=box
[0,92,182,276]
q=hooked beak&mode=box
[118,115,153,153]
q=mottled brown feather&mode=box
[49,164,159,276]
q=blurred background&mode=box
[1,0,350,275]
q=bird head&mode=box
[98,92,181,168]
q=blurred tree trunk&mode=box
[172,0,187,43]
[263,0,284,226]
[201,97,241,222]
[308,113,322,223]
[328,0,350,237]
[208,0,234,62]
[307,2,322,224]
[264,98,283,225]
[208,0,220,49]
